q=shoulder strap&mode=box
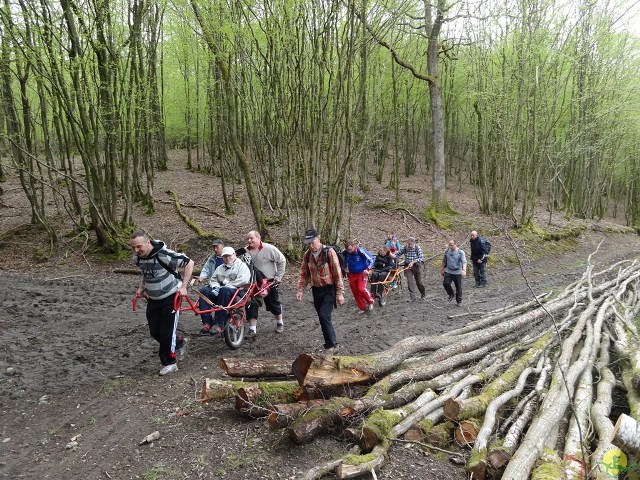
[142,255,182,280]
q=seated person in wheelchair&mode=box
[198,247,251,334]
[370,245,397,298]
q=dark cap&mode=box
[212,239,224,245]
[303,228,319,244]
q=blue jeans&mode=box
[312,284,337,349]
[198,285,238,327]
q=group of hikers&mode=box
[129,228,491,375]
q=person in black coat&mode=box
[369,246,397,298]
[470,230,490,287]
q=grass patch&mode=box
[100,376,133,395]
[142,463,178,480]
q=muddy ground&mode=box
[2,230,640,480]
[1,150,640,479]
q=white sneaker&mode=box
[367,303,374,312]
[159,364,178,376]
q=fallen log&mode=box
[220,357,295,378]
[287,396,370,444]
[199,378,252,402]
[591,332,617,480]
[612,414,640,455]
[444,333,551,421]
[292,298,560,390]
[301,445,360,480]
[563,300,613,479]
[353,389,437,451]
[487,357,552,473]
[467,355,545,480]
[267,400,328,429]
[502,280,610,479]
[235,381,304,417]
[336,443,388,479]
[487,396,539,471]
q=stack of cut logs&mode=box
[200,257,640,480]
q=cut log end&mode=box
[454,420,479,448]
[612,413,640,455]
[292,354,315,386]
[487,449,511,470]
[443,397,461,420]
[468,460,486,480]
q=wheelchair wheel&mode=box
[224,309,245,350]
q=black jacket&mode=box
[470,237,489,262]
[373,253,397,272]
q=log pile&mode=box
[199,257,640,479]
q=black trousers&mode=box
[146,292,184,366]
[443,272,463,303]
[311,284,337,349]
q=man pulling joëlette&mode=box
[130,230,194,376]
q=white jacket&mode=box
[209,258,251,288]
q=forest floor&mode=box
[1,150,639,480]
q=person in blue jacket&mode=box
[343,240,375,312]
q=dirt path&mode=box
[1,231,639,479]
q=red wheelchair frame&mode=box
[133,279,272,350]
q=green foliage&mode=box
[424,202,458,230]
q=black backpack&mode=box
[235,247,270,296]
[306,245,347,278]
[481,237,492,255]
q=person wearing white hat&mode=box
[196,239,226,333]
[200,247,251,334]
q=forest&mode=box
[1,0,639,252]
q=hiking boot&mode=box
[212,325,224,336]
[245,329,257,341]
[448,294,454,303]
[159,363,178,376]
[200,323,212,334]
[275,323,284,333]
[176,339,187,361]
[322,345,339,357]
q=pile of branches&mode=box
[200,257,640,479]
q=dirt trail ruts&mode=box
[1,231,639,479]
